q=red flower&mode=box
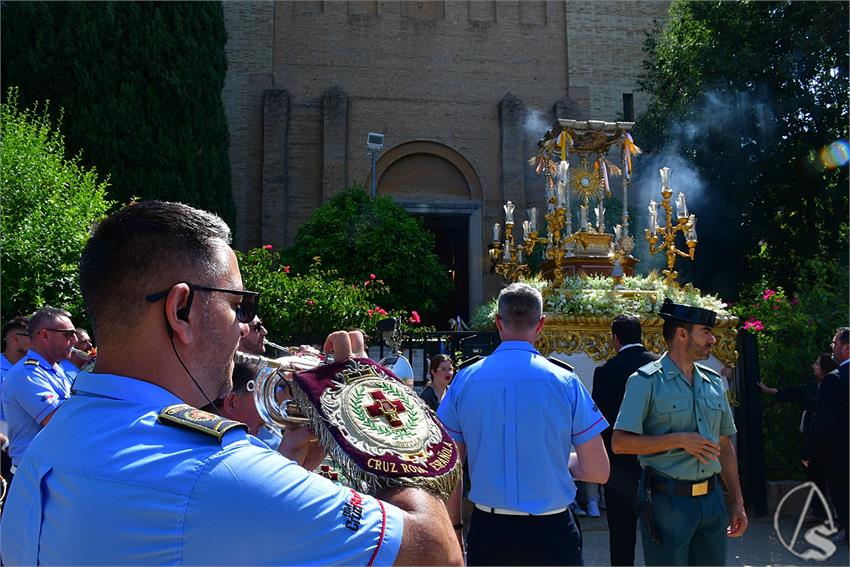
[263,244,273,250]
[744,318,764,332]
[284,265,291,273]
[370,274,376,280]
[306,299,315,306]
[408,310,421,324]
[762,289,776,300]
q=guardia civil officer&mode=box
[0,201,461,566]
[612,299,748,566]
[1,307,75,470]
[438,282,610,566]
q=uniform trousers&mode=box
[467,507,583,566]
[639,473,728,566]
[605,460,641,565]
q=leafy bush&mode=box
[237,247,427,343]
[732,258,849,479]
[1,89,113,321]
[282,186,452,316]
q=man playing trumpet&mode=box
[0,200,461,566]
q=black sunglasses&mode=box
[146,283,260,324]
[44,328,77,339]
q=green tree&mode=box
[1,90,114,321]
[635,0,848,299]
[283,186,452,316]
[0,1,234,226]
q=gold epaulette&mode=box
[548,357,574,372]
[158,404,248,441]
[24,358,39,366]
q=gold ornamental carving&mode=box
[536,313,739,367]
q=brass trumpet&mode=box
[233,349,325,431]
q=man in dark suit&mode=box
[820,327,848,544]
[592,314,659,565]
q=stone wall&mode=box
[221,0,670,312]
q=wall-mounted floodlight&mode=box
[367,132,385,152]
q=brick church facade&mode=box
[221,1,669,323]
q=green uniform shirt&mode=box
[614,353,736,481]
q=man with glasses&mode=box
[239,316,268,355]
[1,307,75,473]
[59,327,94,379]
[1,201,460,565]
[1,316,30,480]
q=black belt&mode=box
[650,473,716,497]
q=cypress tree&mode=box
[1,1,235,226]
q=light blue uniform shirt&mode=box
[0,372,403,565]
[59,358,82,380]
[0,353,11,422]
[1,349,71,466]
[437,341,608,514]
[614,354,736,481]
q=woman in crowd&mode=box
[419,354,454,412]
[759,352,838,523]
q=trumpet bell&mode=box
[379,352,414,383]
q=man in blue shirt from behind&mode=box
[438,282,610,566]
[0,200,461,566]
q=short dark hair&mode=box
[1,315,29,350]
[819,353,838,374]
[611,314,641,345]
[28,306,72,339]
[214,363,257,409]
[662,317,693,343]
[79,201,232,339]
[836,327,849,346]
[497,283,543,330]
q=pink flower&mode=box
[762,289,776,300]
[306,299,315,306]
[367,309,374,318]
[409,310,421,324]
[375,306,387,316]
[284,265,290,274]
[364,280,370,286]
[263,244,273,250]
[744,318,764,332]
[370,274,376,280]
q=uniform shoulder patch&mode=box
[636,359,663,377]
[158,404,249,441]
[548,357,574,372]
[456,355,482,370]
[25,358,39,366]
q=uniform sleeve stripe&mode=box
[368,498,388,567]
[573,416,605,438]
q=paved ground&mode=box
[578,512,849,566]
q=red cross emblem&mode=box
[364,390,407,428]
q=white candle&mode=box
[595,202,605,232]
[503,241,511,261]
[528,207,538,233]
[504,201,515,224]
[687,214,698,241]
[517,249,524,264]
[660,167,672,189]
[493,223,501,243]
[614,224,622,242]
[676,192,688,219]
[556,182,566,209]
[522,220,531,242]
[648,201,658,232]
[580,204,588,231]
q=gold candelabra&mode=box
[644,167,698,288]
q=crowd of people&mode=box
[0,199,846,566]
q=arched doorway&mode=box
[368,141,484,328]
